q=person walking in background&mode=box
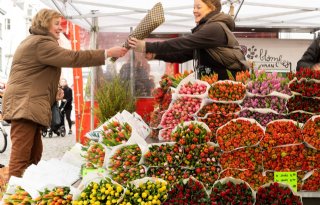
[2,8,127,178]
[128,0,248,80]
[60,78,73,135]
[296,36,320,71]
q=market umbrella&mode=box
[110,2,165,62]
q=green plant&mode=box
[95,75,136,123]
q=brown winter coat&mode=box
[2,29,105,127]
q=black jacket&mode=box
[296,37,320,71]
[62,86,73,110]
[146,11,246,79]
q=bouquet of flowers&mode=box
[101,120,132,146]
[302,116,320,150]
[209,81,246,102]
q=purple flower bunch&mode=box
[242,96,288,113]
[247,70,292,95]
[239,110,286,127]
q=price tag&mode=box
[82,168,106,177]
[274,172,297,192]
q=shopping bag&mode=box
[51,101,61,130]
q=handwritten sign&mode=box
[274,172,297,192]
[82,168,106,177]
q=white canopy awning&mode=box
[41,0,320,33]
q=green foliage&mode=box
[95,76,136,123]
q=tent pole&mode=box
[90,16,98,130]
[130,27,135,96]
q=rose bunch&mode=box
[181,144,221,167]
[210,180,255,205]
[171,122,211,145]
[302,116,320,150]
[147,166,191,185]
[83,142,105,168]
[262,144,310,171]
[109,144,141,170]
[295,68,320,80]
[302,169,320,191]
[216,119,264,151]
[110,165,146,186]
[73,178,123,205]
[261,120,303,149]
[241,96,288,114]
[209,81,246,101]
[192,165,221,189]
[239,109,285,127]
[289,78,320,97]
[255,182,302,205]
[178,82,207,95]
[160,96,201,129]
[101,120,132,146]
[197,102,241,117]
[35,187,72,205]
[199,113,238,142]
[220,169,269,190]
[287,94,320,113]
[201,73,219,85]
[119,180,169,205]
[287,112,314,124]
[144,143,183,166]
[163,177,209,205]
[220,147,263,170]
[3,186,32,205]
[247,70,291,96]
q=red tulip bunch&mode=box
[197,102,241,117]
[301,169,320,191]
[163,177,209,205]
[255,182,302,205]
[201,73,219,85]
[295,68,320,80]
[302,116,320,150]
[191,165,221,189]
[261,120,303,149]
[209,81,246,101]
[144,143,183,166]
[83,142,105,168]
[220,169,269,190]
[110,165,146,186]
[109,144,141,170]
[289,78,320,97]
[101,120,132,146]
[236,70,251,84]
[171,122,211,145]
[147,166,191,186]
[287,94,320,113]
[178,82,207,95]
[210,180,255,205]
[216,119,264,151]
[220,147,263,170]
[287,112,314,124]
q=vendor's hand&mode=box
[106,46,128,58]
[56,88,64,101]
[128,37,146,53]
[312,63,320,71]
[145,52,156,60]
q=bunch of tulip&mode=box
[152,88,172,111]
[109,144,141,170]
[235,70,251,84]
[210,180,255,205]
[160,96,201,129]
[101,120,132,146]
[261,120,303,149]
[287,94,320,113]
[289,78,320,97]
[220,147,263,170]
[178,82,207,95]
[302,116,320,150]
[159,127,175,141]
[239,109,285,127]
[147,166,191,186]
[301,169,320,191]
[303,145,320,169]
[255,182,302,205]
[197,102,241,117]
[167,70,193,88]
[247,70,291,96]
[3,186,32,205]
[241,96,288,114]
[287,112,314,124]
[199,113,238,142]
[191,165,221,189]
[149,108,165,129]
[35,187,72,205]
[72,177,124,205]
[82,142,105,168]
[163,177,209,205]
[216,119,264,151]
[295,68,320,80]
[182,143,221,167]
[201,73,219,85]
[144,143,183,166]
[171,122,211,145]
[110,165,146,186]
[209,81,246,101]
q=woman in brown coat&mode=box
[2,9,127,178]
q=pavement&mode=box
[0,124,76,167]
